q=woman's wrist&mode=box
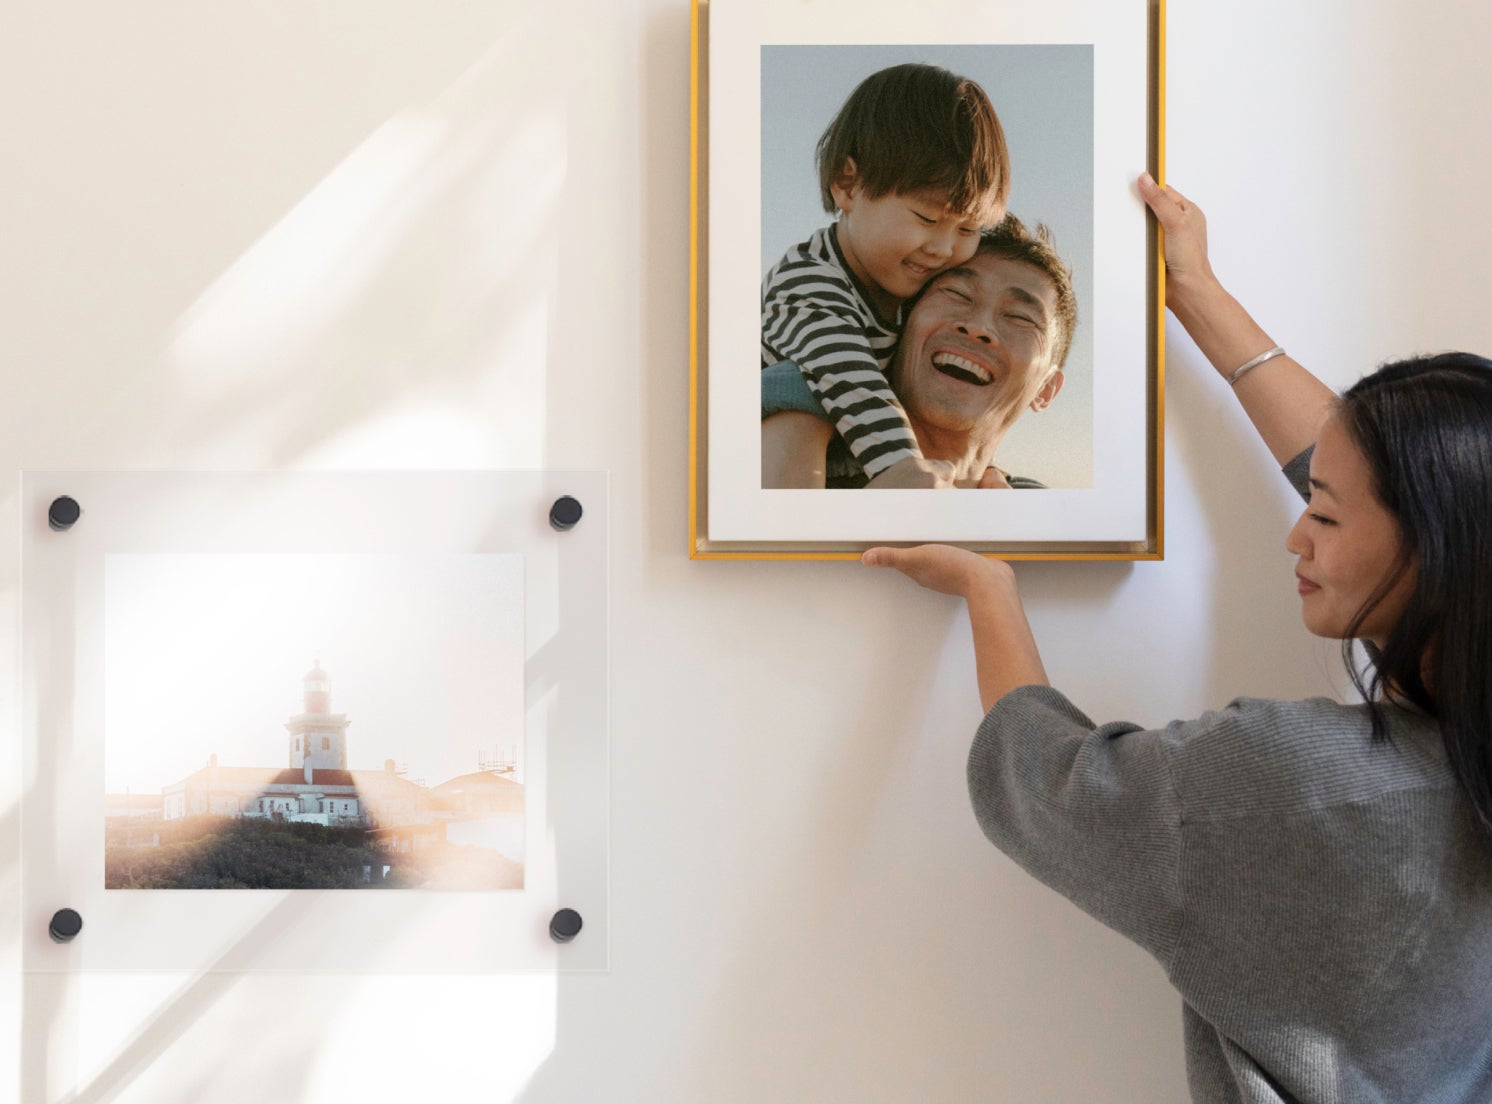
[1164,275,1283,384]
[1165,267,1227,329]
[964,558,1017,606]
[965,561,1049,709]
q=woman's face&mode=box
[1285,415,1414,648]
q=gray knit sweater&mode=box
[970,461,1492,1101]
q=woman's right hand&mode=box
[1138,173,1217,309]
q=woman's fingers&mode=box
[1138,173,1212,288]
[863,546,939,573]
[1163,182,1195,211]
[862,544,991,598]
[1139,172,1191,226]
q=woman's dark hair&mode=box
[1337,352,1492,833]
[815,63,1009,223]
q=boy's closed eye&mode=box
[909,203,980,233]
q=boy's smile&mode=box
[830,171,998,321]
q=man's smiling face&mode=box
[890,251,1065,442]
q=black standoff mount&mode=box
[49,908,83,944]
[48,496,82,532]
[549,496,583,532]
[549,908,583,944]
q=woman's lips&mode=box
[1296,574,1320,596]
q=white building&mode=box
[161,662,434,832]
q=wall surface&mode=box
[4,1,1492,1101]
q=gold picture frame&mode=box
[690,0,1166,561]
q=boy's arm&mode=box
[763,274,922,478]
[760,371,955,489]
[761,412,833,489]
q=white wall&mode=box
[4,1,1492,1100]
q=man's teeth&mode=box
[931,352,992,384]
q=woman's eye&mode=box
[912,212,936,225]
[1308,513,1336,526]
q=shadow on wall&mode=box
[16,13,573,1103]
[24,908,300,1104]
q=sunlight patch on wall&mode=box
[310,975,558,1101]
[168,113,455,389]
[160,23,569,472]
[295,394,521,469]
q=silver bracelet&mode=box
[1228,345,1286,386]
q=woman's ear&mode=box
[828,156,860,213]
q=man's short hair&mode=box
[974,215,1078,370]
[815,63,1009,223]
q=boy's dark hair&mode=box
[815,63,1009,222]
[973,215,1077,369]
[1335,352,1492,836]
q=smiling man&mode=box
[761,215,1077,489]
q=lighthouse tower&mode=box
[285,660,351,779]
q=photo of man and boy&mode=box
[759,46,1094,491]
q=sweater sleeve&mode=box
[761,274,920,478]
[967,684,1184,964]
[1283,447,1312,501]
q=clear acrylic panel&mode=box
[21,471,608,972]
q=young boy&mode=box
[761,63,1010,486]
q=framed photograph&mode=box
[689,0,1165,560]
[24,470,610,974]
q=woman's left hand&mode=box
[864,545,1042,709]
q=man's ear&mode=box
[1028,370,1065,412]
[828,157,860,213]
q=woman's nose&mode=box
[1284,511,1309,556]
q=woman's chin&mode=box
[1299,612,1348,641]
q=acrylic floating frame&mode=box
[22,471,608,973]
[689,0,1166,560]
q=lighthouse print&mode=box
[103,553,527,890]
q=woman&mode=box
[864,176,1492,1103]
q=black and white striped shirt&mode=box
[761,225,921,477]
